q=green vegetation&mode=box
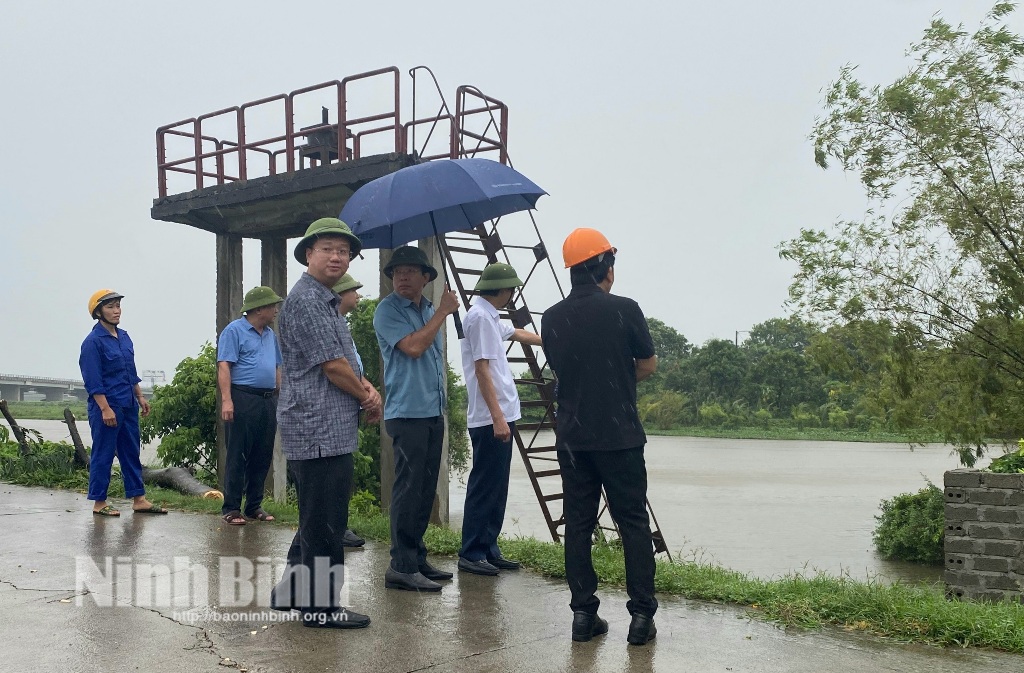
[126,298,469,500]
[781,3,1024,466]
[649,425,941,444]
[4,400,86,420]
[141,342,218,481]
[873,482,945,565]
[5,439,1024,653]
[989,439,1024,474]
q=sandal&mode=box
[133,504,169,514]
[222,511,247,526]
[245,509,275,522]
[93,505,120,517]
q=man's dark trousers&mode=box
[386,416,444,573]
[460,422,515,561]
[222,386,277,517]
[273,453,352,612]
[558,447,658,618]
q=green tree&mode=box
[686,339,748,404]
[141,342,218,480]
[780,4,1024,459]
[638,318,691,397]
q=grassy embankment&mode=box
[648,425,945,443]
[5,401,950,444]
[3,440,1024,653]
[3,400,87,420]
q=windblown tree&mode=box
[781,3,1024,462]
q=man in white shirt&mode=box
[458,263,542,575]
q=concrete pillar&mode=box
[43,388,64,402]
[420,238,450,526]
[215,234,244,490]
[261,236,288,502]
[379,248,396,514]
[0,384,22,402]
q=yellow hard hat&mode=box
[88,289,124,318]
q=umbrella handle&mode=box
[452,309,465,339]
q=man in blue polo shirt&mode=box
[217,286,284,526]
[374,245,459,592]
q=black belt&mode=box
[231,384,277,398]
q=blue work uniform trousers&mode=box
[558,447,658,618]
[460,421,515,562]
[87,404,145,501]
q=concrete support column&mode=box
[43,389,64,402]
[379,248,396,514]
[0,384,22,402]
[420,238,450,526]
[215,234,243,491]
[261,236,288,502]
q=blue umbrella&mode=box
[340,158,547,248]
[340,158,547,337]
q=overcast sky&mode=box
[0,1,1013,381]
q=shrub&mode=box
[988,439,1024,473]
[827,408,850,429]
[873,481,944,565]
[639,390,689,430]
[753,408,772,429]
[141,343,218,481]
[698,402,727,427]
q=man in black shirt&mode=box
[541,227,659,646]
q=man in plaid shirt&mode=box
[270,218,381,630]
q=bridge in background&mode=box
[0,374,89,402]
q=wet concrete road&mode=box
[21,420,963,582]
[2,484,1022,673]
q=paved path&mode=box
[0,483,1020,672]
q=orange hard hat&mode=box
[88,289,124,318]
[562,228,616,268]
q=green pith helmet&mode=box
[240,286,284,313]
[332,273,363,294]
[293,217,363,266]
[383,245,438,281]
[474,262,524,292]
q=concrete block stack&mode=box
[944,469,1024,602]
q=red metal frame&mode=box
[156,67,405,198]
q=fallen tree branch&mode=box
[0,400,31,456]
[62,408,90,468]
[141,467,223,500]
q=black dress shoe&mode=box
[341,529,365,547]
[571,610,609,642]
[458,557,500,576]
[627,613,657,645]
[301,608,371,629]
[384,568,442,592]
[488,556,521,570]
[419,562,453,581]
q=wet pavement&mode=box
[2,484,1022,672]
[20,419,960,582]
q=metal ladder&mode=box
[408,68,670,557]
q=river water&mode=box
[11,419,967,583]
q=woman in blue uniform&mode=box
[79,289,167,517]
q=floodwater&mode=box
[452,432,974,585]
[12,418,967,583]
